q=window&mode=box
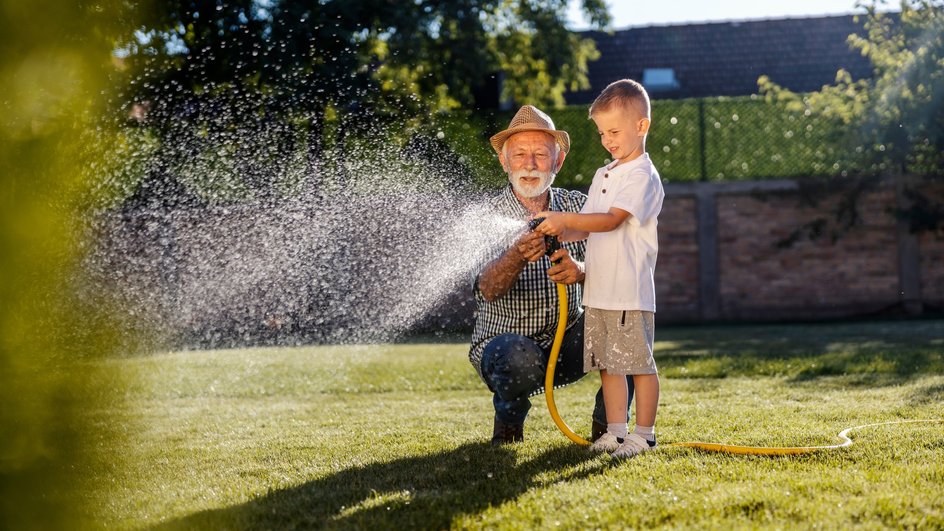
[642,68,680,92]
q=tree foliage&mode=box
[102,1,610,203]
[759,0,944,176]
[118,1,609,124]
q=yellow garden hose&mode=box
[667,419,944,455]
[545,282,590,446]
[543,280,943,455]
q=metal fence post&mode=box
[698,98,707,181]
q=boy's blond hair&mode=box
[589,79,651,120]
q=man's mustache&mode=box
[510,169,553,180]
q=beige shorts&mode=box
[584,308,657,375]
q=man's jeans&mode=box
[479,315,635,426]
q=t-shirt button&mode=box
[604,173,609,178]
[602,189,607,193]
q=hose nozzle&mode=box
[528,217,561,258]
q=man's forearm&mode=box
[478,246,528,301]
[572,260,586,284]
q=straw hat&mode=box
[489,105,570,155]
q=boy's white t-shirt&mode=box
[580,153,665,312]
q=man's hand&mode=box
[515,230,547,263]
[547,248,584,285]
[478,230,547,301]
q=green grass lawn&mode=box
[82,320,944,529]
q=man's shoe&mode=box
[591,419,607,442]
[491,418,524,446]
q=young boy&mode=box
[535,79,664,458]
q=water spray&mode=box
[532,220,944,454]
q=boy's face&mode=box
[591,105,650,165]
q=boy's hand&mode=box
[533,211,566,236]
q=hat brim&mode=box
[489,126,571,155]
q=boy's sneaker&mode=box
[589,432,622,453]
[611,433,656,459]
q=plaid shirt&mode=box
[469,185,587,381]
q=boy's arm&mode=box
[535,208,631,240]
[558,227,589,243]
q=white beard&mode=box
[509,169,555,198]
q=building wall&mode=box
[654,195,700,320]
[918,185,944,310]
[655,176,943,322]
[921,231,944,309]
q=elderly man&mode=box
[469,105,634,445]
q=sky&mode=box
[567,0,875,29]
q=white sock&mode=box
[634,424,656,442]
[607,423,628,440]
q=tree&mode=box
[109,0,611,201]
[759,0,944,233]
[760,0,944,176]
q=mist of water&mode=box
[78,101,525,350]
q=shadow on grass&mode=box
[153,442,601,530]
[908,382,944,405]
[656,320,944,385]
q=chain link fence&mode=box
[100,96,878,205]
[552,96,853,185]
[450,96,854,188]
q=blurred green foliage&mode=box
[122,0,610,114]
[93,1,944,205]
[758,0,944,235]
[466,1,944,189]
[0,0,139,528]
[117,93,867,202]
[77,1,614,207]
[432,110,508,188]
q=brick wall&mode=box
[918,185,944,311]
[717,186,900,319]
[656,176,943,322]
[654,195,699,320]
[921,231,944,308]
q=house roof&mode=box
[567,14,875,102]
